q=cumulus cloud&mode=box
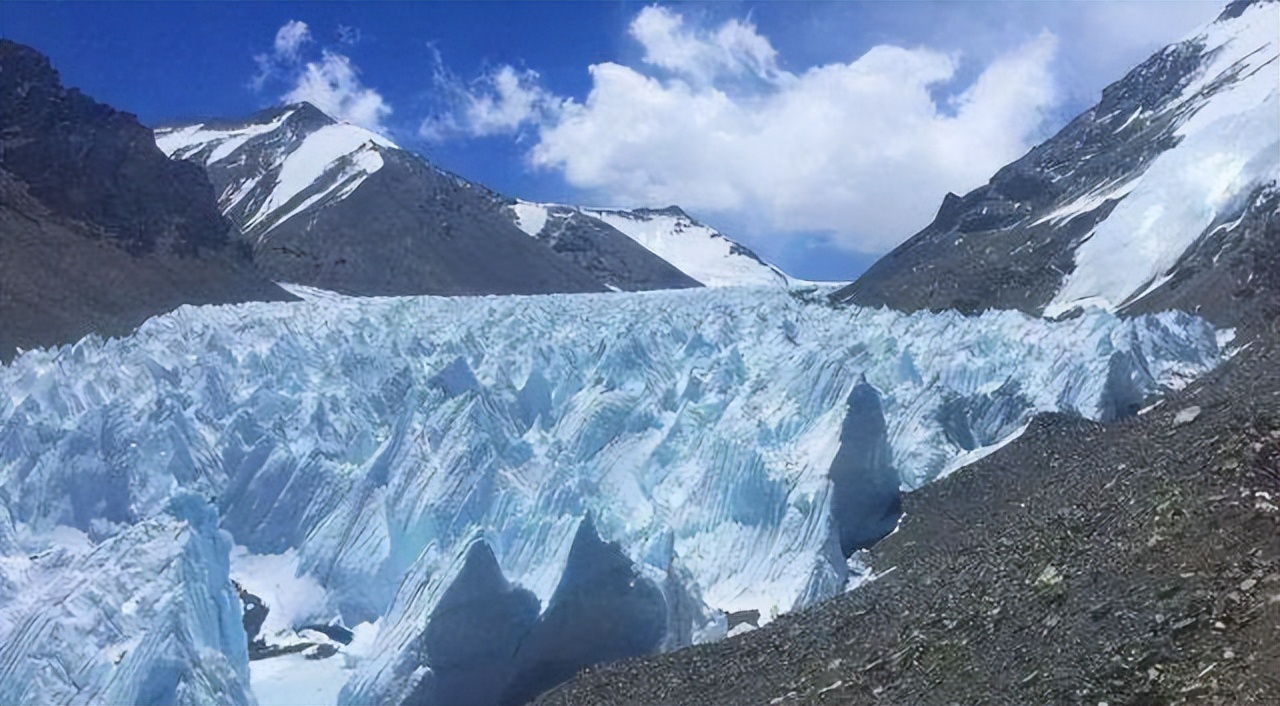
[629,6,782,85]
[421,65,564,140]
[516,10,1060,252]
[283,51,392,132]
[273,20,312,61]
[252,20,391,133]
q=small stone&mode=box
[1223,649,1235,659]
[1036,564,1063,589]
[1240,578,1258,591]
[1213,621,1227,630]
[1173,406,1201,425]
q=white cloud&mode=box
[422,3,1217,256]
[251,20,391,134]
[282,51,392,132]
[273,20,312,61]
[629,6,782,84]
[420,63,567,140]
[521,10,1059,252]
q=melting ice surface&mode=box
[0,286,1228,705]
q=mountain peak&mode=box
[0,39,58,84]
[278,100,338,132]
[1217,0,1274,22]
[834,0,1278,330]
[632,205,692,220]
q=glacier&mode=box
[0,286,1230,705]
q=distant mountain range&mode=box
[154,106,787,296]
[1,38,793,359]
[507,201,789,289]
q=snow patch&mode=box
[511,200,550,237]
[156,110,298,166]
[584,208,789,288]
[230,546,331,639]
[245,124,394,233]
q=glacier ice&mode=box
[0,286,1230,704]
[0,495,251,706]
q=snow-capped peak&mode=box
[510,200,791,288]
[1044,0,1278,315]
[155,102,398,237]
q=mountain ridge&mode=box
[156,103,778,296]
[832,0,1277,332]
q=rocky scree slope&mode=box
[832,0,1278,332]
[0,40,292,362]
[155,105,698,296]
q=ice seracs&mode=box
[0,286,1230,704]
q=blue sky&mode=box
[2,1,1220,280]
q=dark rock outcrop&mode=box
[0,40,291,361]
[245,146,608,297]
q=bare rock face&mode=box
[0,40,292,361]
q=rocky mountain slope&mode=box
[509,202,789,289]
[155,106,706,296]
[0,40,291,362]
[832,0,1278,331]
